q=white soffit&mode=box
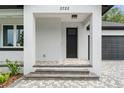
[34,13,90,22]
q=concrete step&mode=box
[35,68,90,72]
[31,69,89,74]
[33,67,92,72]
[33,64,92,68]
[24,72,99,80]
[25,64,98,80]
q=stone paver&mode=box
[36,59,90,66]
[12,61,124,88]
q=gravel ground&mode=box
[12,61,124,88]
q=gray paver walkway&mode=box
[11,61,124,88]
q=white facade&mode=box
[1,5,124,76]
[24,5,102,75]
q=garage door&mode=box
[88,36,124,60]
[102,36,124,60]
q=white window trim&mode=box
[1,24,24,48]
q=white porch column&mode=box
[90,6,102,76]
[24,6,35,75]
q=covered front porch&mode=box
[24,5,101,76]
[35,13,91,65]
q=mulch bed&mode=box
[0,74,23,88]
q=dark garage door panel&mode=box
[102,36,124,60]
[88,36,124,60]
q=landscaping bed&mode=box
[0,73,23,88]
[0,59,23,88]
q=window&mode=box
[16,25,23,46]
[2,25,24,48]
[3,25,14,46]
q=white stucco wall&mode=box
[0,18,23,62]
[102,30,124,35]
[0,51,23,62]
[0,18,23,24]
[36,18,62,61]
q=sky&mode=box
[114,5,124,14]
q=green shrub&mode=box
[6,59,20,76]
[0,73,10,83]
[0,74,5,83]
[4,73,10,80]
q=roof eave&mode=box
[102,5,113,15]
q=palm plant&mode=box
[6,59,20,76]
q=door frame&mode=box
[66,27,78,58]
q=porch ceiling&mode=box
[34,13,90,22]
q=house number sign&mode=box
[60,6,70,10]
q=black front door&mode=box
[66,28,77,58]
